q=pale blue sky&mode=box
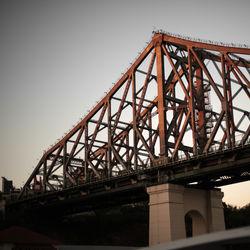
[0,0,250,206]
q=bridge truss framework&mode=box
[19,32,250,199]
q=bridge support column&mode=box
[147,183,225,246]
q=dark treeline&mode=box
[223,202,250,229]
[2,203,149,246]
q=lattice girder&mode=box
[19,32,250,198]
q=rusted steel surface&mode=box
[19,32,250,199]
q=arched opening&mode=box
[185,213,192,237]
[185,210,206,237]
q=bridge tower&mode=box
[149,34,227,244]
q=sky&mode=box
[0,0,250,207]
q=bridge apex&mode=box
[152,33,164,46]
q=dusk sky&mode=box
[1,0,250,207]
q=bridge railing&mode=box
[152,136,250,168]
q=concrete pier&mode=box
[147,184,225,246]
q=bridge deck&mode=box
[7,143,250,214]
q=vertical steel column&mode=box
[43,159,47,192]
[63,143,67,188]
[155,37,167,157]
[126,133,130,170]
[226,64,235,146]
[172,87,179,154]
[195,67,206,152]
[221,54,232,147]
[132,70,138,170]
[148,113,153,153]
[188,48,197,155]
[84,123,89,181]
[107,98,112,177]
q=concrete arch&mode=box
[185,210,206,237]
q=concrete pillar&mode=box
[207,189,225,232]
[147,184,185,245]
[147,183,225,246]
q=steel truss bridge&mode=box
[9,32,250,212]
